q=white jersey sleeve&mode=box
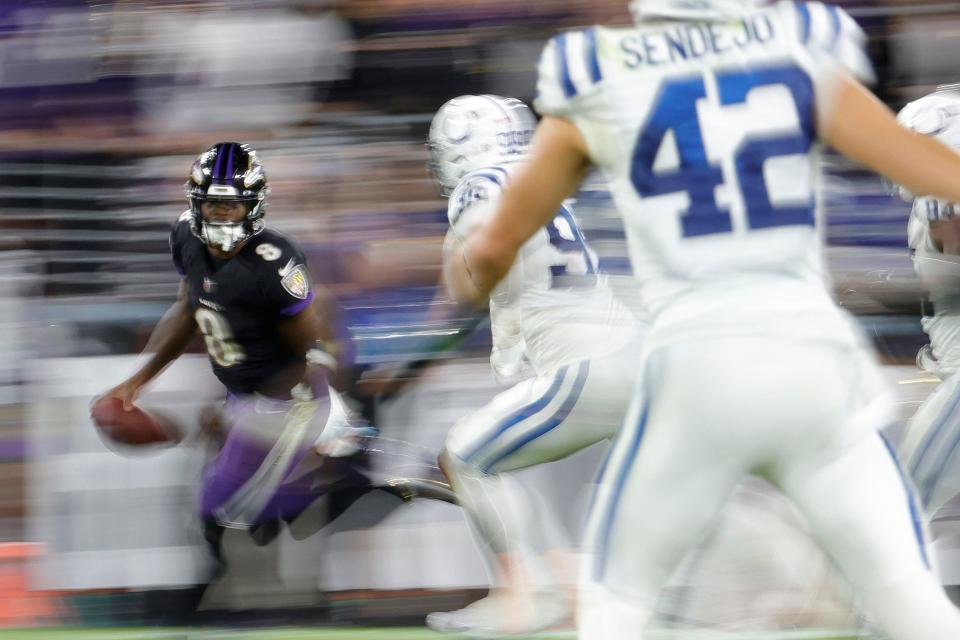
[534,28,621,169]
[534,28,606,119]
[792,1,874,85]
[447,169,502,240]
[446,166,524,307]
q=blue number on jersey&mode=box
[630,64,815,237]
[632,77,728,237]
[546,205,597,287]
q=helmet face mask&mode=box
[198,219,253,253]
[427,95,536,197]
[185,142,270,252]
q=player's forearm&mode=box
[279,302,326,363]
[132,300,198,384]
[444,235,512,307]
[886,133,960,203]
[307,292,351,374]
[823,75,960,203]
[274,304,338,395]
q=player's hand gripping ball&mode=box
[90,396,180,450]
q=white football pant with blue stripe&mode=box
[443,342,642,571]
[900,371,960,521]
[447,345,639,475]
[579,338,958,640]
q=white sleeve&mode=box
[446,169,524,307]
[533,28,605,119]
[534,28,617,167]
[793,1,875,85]
[447,172,504,241]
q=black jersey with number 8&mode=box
[170,215,314,396]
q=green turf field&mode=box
[0,628,862,640]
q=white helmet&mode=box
[427,95,537,197]
[892,87,960,202]
[630,0,767,21]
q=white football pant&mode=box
[580,336,960,640]
[443,342,642,584]
[899,371,960,519]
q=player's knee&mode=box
[439,447,490,487]
[438,447,475,483]
[437,447,454,481]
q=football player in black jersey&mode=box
[106,141,351,531]
[99,143,451,620]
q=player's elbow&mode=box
[445,235,514,308]
[443,264,490,309]
[471,237,515,290]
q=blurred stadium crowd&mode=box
[0,0,959,630]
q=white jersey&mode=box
[446,161,636,376]
[908,201,960,378]
[534,1,873,347]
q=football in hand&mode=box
[90,396,180,447]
